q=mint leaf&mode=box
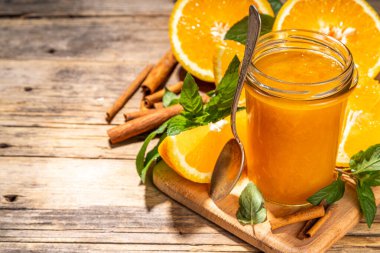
[356,182,377,228]
[236,182,267,225]
[224,14,275,45]
[163,88,179,107]
[140,133,167,183]
[204,56,240,122]
[268,0,283,15]
[179,74,203,117]
[366,172,380,186]
[350,144,380,174]
[166,115,199,136]
[260,14,275,35]
[307,174,345,205]
[136,122,167,180]
[225,16,249,45]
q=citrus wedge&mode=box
[158,110,247,183]
[273,0,380,79]
[169,0,274,82]
[337,76,380,165]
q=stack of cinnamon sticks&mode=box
[269,204,333,239]
[106,49,187,144]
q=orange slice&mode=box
[273,0,380,79]
[169,0,274,82]
[158,110,247,183]
[337,76,380,165]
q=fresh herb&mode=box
[236,182,267,225]
[224,14,275,45]
[162,88,179,107]
[135,56,241,183]
[307,144,380,228]
[268,0,283,15]
[307,173,345,205]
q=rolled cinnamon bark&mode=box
[153,102,164,109]
[270,205,325,230]
[142,49,178,95]
[144,81,183,107]
[105,64,153,123]
[306,208,332,237]
[108,104,183,144]
[124,109,159,121]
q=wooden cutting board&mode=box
[153,161,380,253]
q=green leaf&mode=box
[140,133,167,183]
[307,175,345,205]
[356,182,377,228]
[366,172,380,186]
[268,0,283,15]
[224,16,248,45]
[204,56,240,122]
[166,115,199,136]
[224,14,275,45]
[163,88,179,107]
[135,122,168,180]
[350,144,380,174]
[236,182,267,225]
[179,74,203,117]
[260,14,275,35]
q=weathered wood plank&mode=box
[0,125,145,159]
[0,0,173,17]
[0,17,169,62]
[0,157,379,253]
[0,60,182,125]
[0,0,377,18]
[0,242,255,253]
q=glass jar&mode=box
[245,30,358,205]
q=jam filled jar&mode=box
[244,30,358,205]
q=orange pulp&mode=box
[245,51,348,205]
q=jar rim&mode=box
[246,29,358,100]
[249,29,354,86]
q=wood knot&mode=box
[47,48,56,54]
[3,194,18,202]
[0,143,11,149]
[24,86,33,92]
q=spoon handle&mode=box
[231,6,261,149]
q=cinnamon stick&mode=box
[108,94,210,144]
[297,219,318,240]
[144,81,183,107]
[140,100,149,111]
[270,205,325,230]
[124,109,159,121]
[108,104,182,144]
[306,207,332,237]
[105,64,153,123]
[142,49,178,95]
[153,102,164,109]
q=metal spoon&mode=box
[209,5,261,201]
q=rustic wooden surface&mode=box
[154,162,380,253]
[0,1,379,252]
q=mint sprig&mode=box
[135,56,241,183]
[307,144,380,228]
[236,182,267,225]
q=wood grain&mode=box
[0,0,379,252]
[153,162,380,253]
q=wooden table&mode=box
[1,1,379,252]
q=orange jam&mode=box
[245,35,356,205]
